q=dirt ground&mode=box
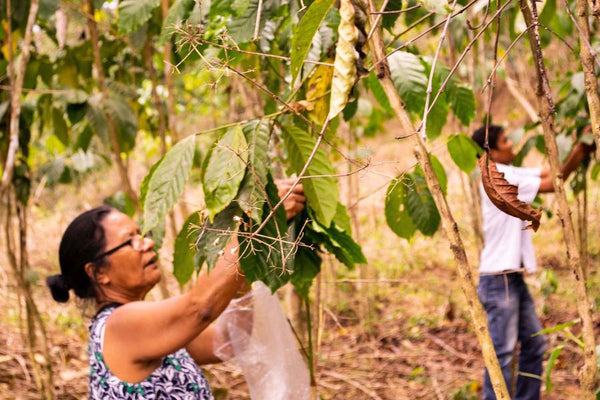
[1,82,599,399]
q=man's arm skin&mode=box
[538,142,593,193]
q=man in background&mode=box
[471,125,593,400]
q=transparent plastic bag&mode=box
[213,282,310,400]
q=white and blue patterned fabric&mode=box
[88,305,214,399]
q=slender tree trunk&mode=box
[0,0,39,193]
[572,0,600,158]
[4,191,54,399]
[520,1,596,397]
[85,0,138,204]
[366,2,510,399]
[161,0,179,143]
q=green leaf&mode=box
[388,51,427,115]
[239,175,291,292]
[139,156,165,211]
[367,71,393,114]
[195,203,243,272]
[227,0,262,44]
[544,344,564,393]
[311,217,366,268]
[159,0,196,45]
[142,135,196,234]
[332,202,352,234]
[237,119,271,222]
[291,241,322,299]
[429,154,447,195]
[447,85,475,127]
[203,126,249,220]
[52,107,68,146]
[328,0,359,119]
[173,212,202,286]
[382,0,402,31]
[282,126,339,227]
[405,171,440,236]
[532,319,580,336]
[447,133,482,173]
[385,176,417,239]
[118,0,161,34]
[290,0,335,85]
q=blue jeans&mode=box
[478,273,547,400]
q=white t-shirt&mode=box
[479,163,541,274]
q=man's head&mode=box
[471,125,515,164]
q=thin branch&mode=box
[387,12,434,47]
[191,36,334,67]
[480,25,535,93]
[414,0,513,134]
[253,0,264,41]
[371,4,421,14]
[562,0,600,68]
[378,0,481,67]
[420,0,459,141]
[367,0,391,43]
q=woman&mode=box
[47,180,305,399]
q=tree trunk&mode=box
[161,0,179,143]
[0,0,39,193]
[86,0,138,204]
[366,2,510,398]
[520,1,596,397]
[572,0,600,158]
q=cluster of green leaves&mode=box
[141,118,365,294]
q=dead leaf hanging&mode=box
[478,152,542,231]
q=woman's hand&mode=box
[275,178,306,220]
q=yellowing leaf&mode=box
[307,64,333,125]
[328,0,358,119]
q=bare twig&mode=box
[367,0,390,42]
[371,4,421,14]
[253,0,264,41]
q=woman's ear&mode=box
[85,262,110,285]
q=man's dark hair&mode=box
[471,125,504,151]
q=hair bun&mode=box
[46,274,71,303]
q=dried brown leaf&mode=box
[478,153,542,231]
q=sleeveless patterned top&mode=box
[88,305,214,399]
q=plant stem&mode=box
[520,1,596,397]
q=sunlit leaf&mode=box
[203,126,249,220]
[282,126,338,227]
[237,119,271,222]
[447,133,482,173]
[385,176,417,239]
[290,0,335,85]
[447,85,475,126]
[307,64,334,125]
[388,51,427,115]
[142,135,196,234]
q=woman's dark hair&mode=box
[471,125,504,151]
[47,206,114,303]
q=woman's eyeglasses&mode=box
[93,235,148,261]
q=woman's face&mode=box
[98,211,160,300]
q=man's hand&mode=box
[275,178,306,220]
